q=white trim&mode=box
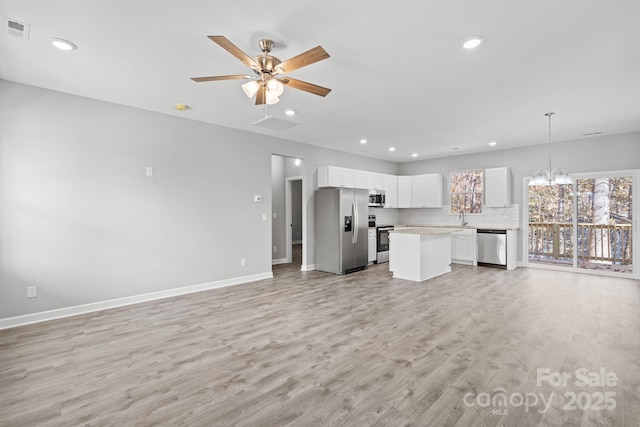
[272,258,287,265]
[301,264,316,271]
[0,272,273,331]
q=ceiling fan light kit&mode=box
[191,36,331,106]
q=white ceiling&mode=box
[1,0,639,161]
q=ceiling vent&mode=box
[3,17,30,40]
[252,116,299,131]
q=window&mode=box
[450,170,483,214]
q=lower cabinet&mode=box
[451,229,476,265]
[368,229,377,263]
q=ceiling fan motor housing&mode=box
[254,54,281,74]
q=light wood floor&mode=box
[1,251,639,426]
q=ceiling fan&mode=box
[191,36,331,105]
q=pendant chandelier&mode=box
[528,112,573,186]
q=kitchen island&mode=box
[389,227,462,282]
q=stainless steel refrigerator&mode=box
[315,187,369,274]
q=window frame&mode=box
[450,169,484,215]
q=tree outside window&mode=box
[450,170,484,214]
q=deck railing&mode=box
[528,222,633,265]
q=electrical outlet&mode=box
[240,258,246,267]
[27,285,37,298]
[273,246,277,252]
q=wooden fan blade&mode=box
[280,77,331,97]
[208,35,259,69]
[255,86,266,105]
[191,75,252,82]
[275,46,330,74]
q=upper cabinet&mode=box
[317,167,441,209]
[354,169,367,189]
[397,176,412,208]
[366,172,384,190]
[485,167,511,207]
[319,166,386,191]
[383,174,398,208]
[318,166,356,188]
[410,173,443,208]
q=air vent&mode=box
[252,116,299,131]
[3,17,30,39]
[583,132,603,137]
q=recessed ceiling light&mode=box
[388,147,396,152]
[360,139,367,144]
[488,141,497,146]
[462,36,485,49]
[411,153,418,158]
[284,109,296,116]
[50,37,77,51]
[175,103,187,111]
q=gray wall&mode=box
[397,132,640,261]
[0,80,397,319]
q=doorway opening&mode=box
[271,155,305,272]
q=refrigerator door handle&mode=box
[352,200,358,244]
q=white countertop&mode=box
[394,223,519,231]
[390,227,463,235]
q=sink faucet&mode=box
[459,211,468,226]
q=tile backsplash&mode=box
[371,205,520,228]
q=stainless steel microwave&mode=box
[368,190,385,207]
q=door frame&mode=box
[285,176,303,264]
[523,169,639,279]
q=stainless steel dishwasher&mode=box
[477,229,507,268]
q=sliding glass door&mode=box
[527,172,635,277]
[528,183,574,268]
[576,176,633,274]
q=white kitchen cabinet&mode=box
[354,169,368,189]
[366,172,384,190]
[451,229,476,265]
[368,229,377,263]
[317,166,342,187]
[383,174,398,208]
[342,168,355,188]
[410,173,443,208]
[485,167,511,207]
[397,176,412,208]
[318,166,357,188]
[411,175,425,208]
[424,173,444,208]
[507,229,517,270]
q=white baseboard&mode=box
[272,258,287,265]
[301,264,316,271]
[0,272,273,331]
